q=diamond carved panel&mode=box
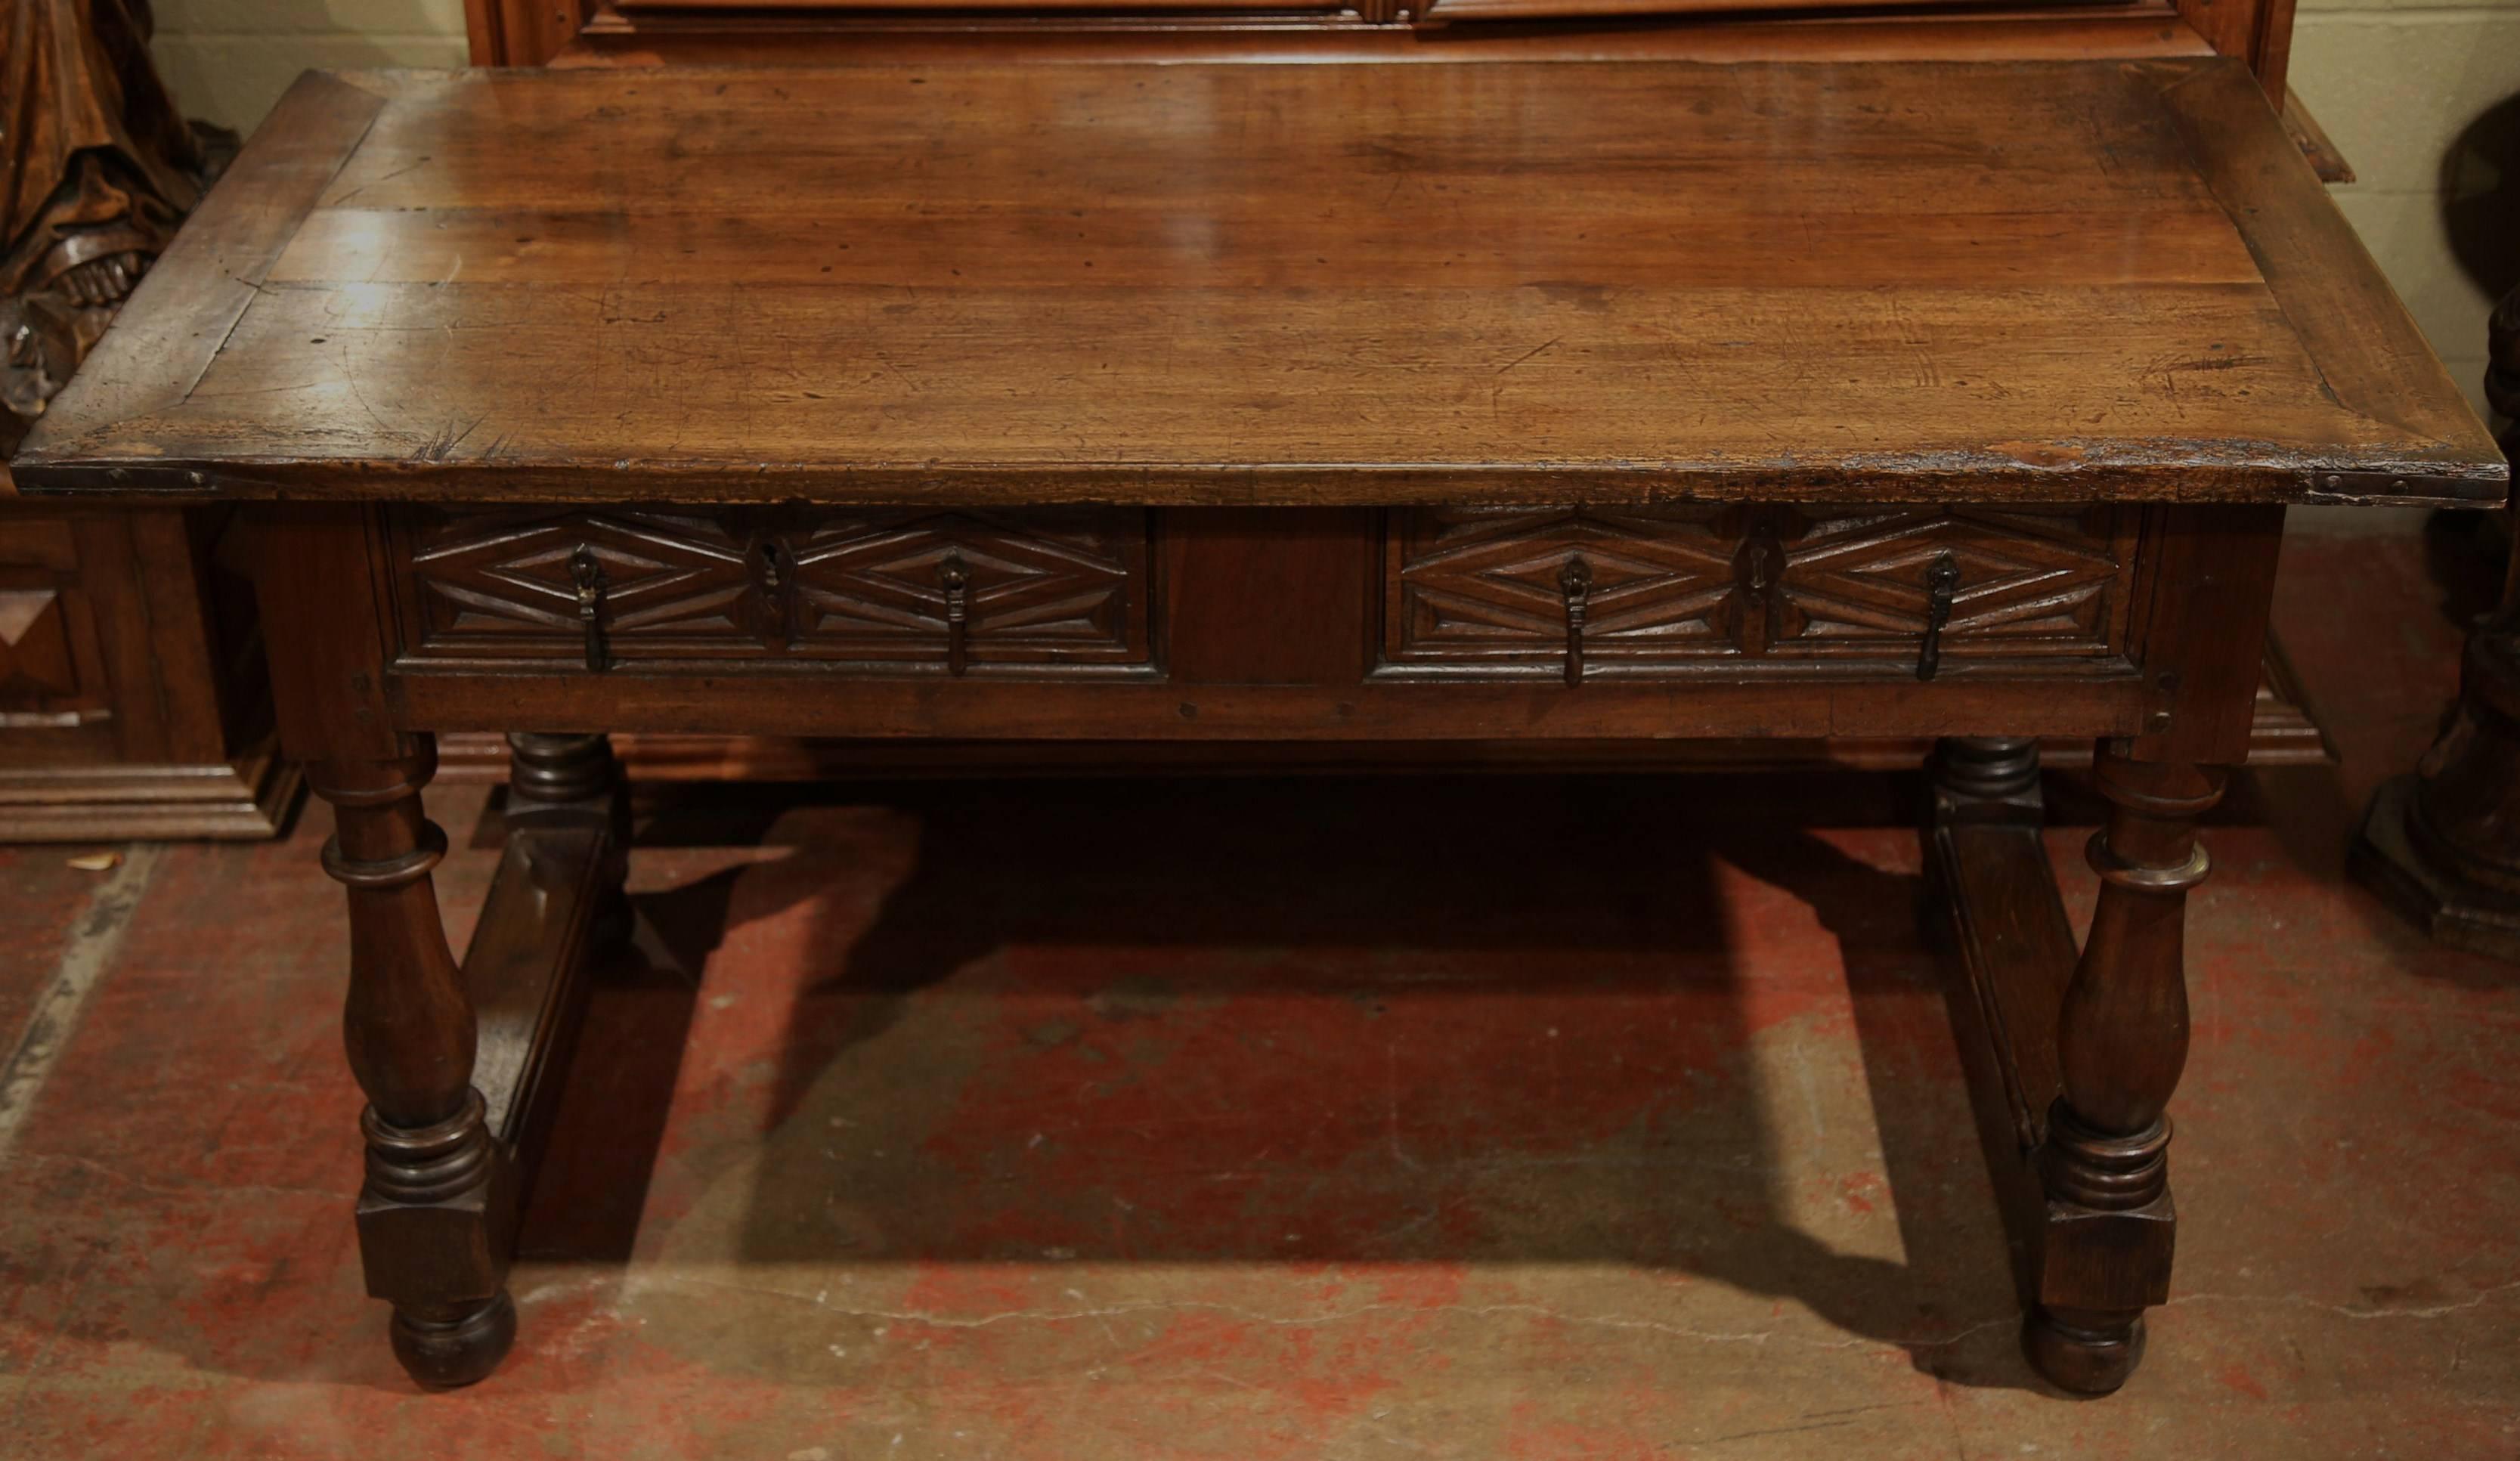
[402,509,763,662]
[392,506,1150,673]
[1389,507,1748,663]
[787,510,1146,664]
[1385,505,2136,673]
[1769,506,2136,658]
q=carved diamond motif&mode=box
[1392,507,1748,661]
[1770,506,2131,655]
[788,510,1143,663]
[1385,505,2134,672]
[404,509,762,661]
[392,506,1149,671]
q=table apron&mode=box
[382,670,2147,742]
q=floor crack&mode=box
[637,1274,2023,1354]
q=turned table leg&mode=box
[505,731,632,947]
[1927,507,2280,1394]
[312,739,519,1388]
[245,510,679,1396]
[2026,749,2222,1394]
[1926,735,2230,1394]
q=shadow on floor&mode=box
[514,769,2075,1394]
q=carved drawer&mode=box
[385,506,1153,675]
[1382,506,2142,680]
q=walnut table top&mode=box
[12,57,2502,506]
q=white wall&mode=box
[2285,0,2519,416]
[149,0,469,135]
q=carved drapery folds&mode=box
[2,0,217,438]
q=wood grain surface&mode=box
[12,57,2502,506]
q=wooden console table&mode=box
[12,57,2502,1395]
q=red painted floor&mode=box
[2,515,2517,1458]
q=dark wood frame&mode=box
[475,0,2358,191]
[469,0,2301,96]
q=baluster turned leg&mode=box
[312,739,518,1388]
[2025,748,2223,1394]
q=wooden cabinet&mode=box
[470,0,2299,104]
[0,516,110,723]
[0,0,289,841]
[0,496,296,840]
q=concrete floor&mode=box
[2,518,2518,1459]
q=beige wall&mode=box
[149,0,469,136]
[2292,0,2520,419]
[148,1,2518,422]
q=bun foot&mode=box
[391,1291,518,1389]
[2023,1305,2146,1396]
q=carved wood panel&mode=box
[787,512,1147,664]
[1384,505,2138,676]
[0,518,113,731]
[1764,506,2136,656]
[0,589,79,702]
[1387,507,1743,664]
[399,509,763,661]
[389,506,1151,673]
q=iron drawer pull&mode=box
[940,548,971,678]
[1917,551,1961,682]
[1560,553,1593,687]
[754,537,791,649]
[569,543,609,673]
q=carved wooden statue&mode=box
[0,0,288,846]
[2,0,208,440]
[2355,288,2520,954]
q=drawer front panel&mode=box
[389,506,1153,674]
[1384,505,2140,676]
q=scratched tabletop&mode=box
[10,59,2503,506]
